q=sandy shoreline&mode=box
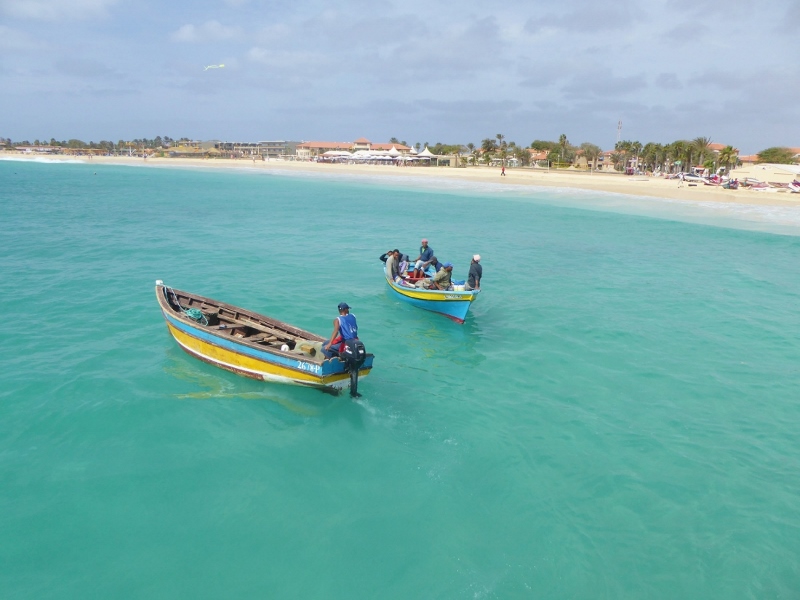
[4,152,800,208]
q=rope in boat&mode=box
[165,286,208,325]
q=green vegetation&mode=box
[1,136,191,153]
[756,147,796,164]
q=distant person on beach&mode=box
[501,166,505,176]
[465,255,482,291]
[412,238,434,277]
[322,302,358,358]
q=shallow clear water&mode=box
[2,160,800,598]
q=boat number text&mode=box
[297,361,321,374]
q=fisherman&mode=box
[427,256,444,273]
[323,302,359,358]
[398,250,410,276]
[412,238,434,278]
[465,254,482,291]
[385,249,402,282]
[429,262,454,290]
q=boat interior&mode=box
[163,287,324,359]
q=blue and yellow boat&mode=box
[156,281,373,393]
[384,266,480,324]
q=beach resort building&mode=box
[296,139,411,160]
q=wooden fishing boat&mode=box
[155,281,373,394]
[383,265,479,324]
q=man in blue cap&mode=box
[430,262,454,290]
[323,302,359,358]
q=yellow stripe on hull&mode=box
[167,323,366,388]
[389,285,474,303]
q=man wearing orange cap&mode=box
[465,254,482,291]
[412,238,434,278]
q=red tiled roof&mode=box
[708,143,725,151]
[353,137,371,144]
[739,154,758,162]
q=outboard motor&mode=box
[340,339,367,398]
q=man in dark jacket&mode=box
[466,254,482,291]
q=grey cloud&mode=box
[685,70,750,92]
[517,59,574,88]
[655,73,682,90]
[778,3,800,33]
[561,70,648,99]
[524,2,640,34]
[664,22,710,43]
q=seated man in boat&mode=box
[427,256,444,273]
[385,249,401,282]
[412,238,434,278]
[397,251,411,276]
[429,262,454,290]
[322,302,359,358]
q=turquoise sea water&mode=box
[2,159,800,598]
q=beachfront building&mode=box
[258,141,300,159]
[296,139,412,161]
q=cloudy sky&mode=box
[2,0,798,153]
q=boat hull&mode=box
[384,271,479,324]
[157,286,372,391]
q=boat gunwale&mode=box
[382,267,480,301]
[156,285,373,369]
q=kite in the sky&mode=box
[203,64,225,71]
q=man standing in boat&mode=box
[323,302,359,358]
[465,254,482,291]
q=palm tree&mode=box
[481,138,497,166]
[717,145,738,174]
[580,142,602,171]
[466,142,475,166]
[610,151,625,172]
[667,140,687,173]
[496,134,507,166]
[615,140,633,172]
[692,137,713,171]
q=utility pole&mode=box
[617,120,622,145]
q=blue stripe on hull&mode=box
[163,311,373,375]
[387,286,472,323]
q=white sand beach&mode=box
[4,152,800,208]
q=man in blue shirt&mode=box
[323,302,359,358]
[413,238,434,278]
